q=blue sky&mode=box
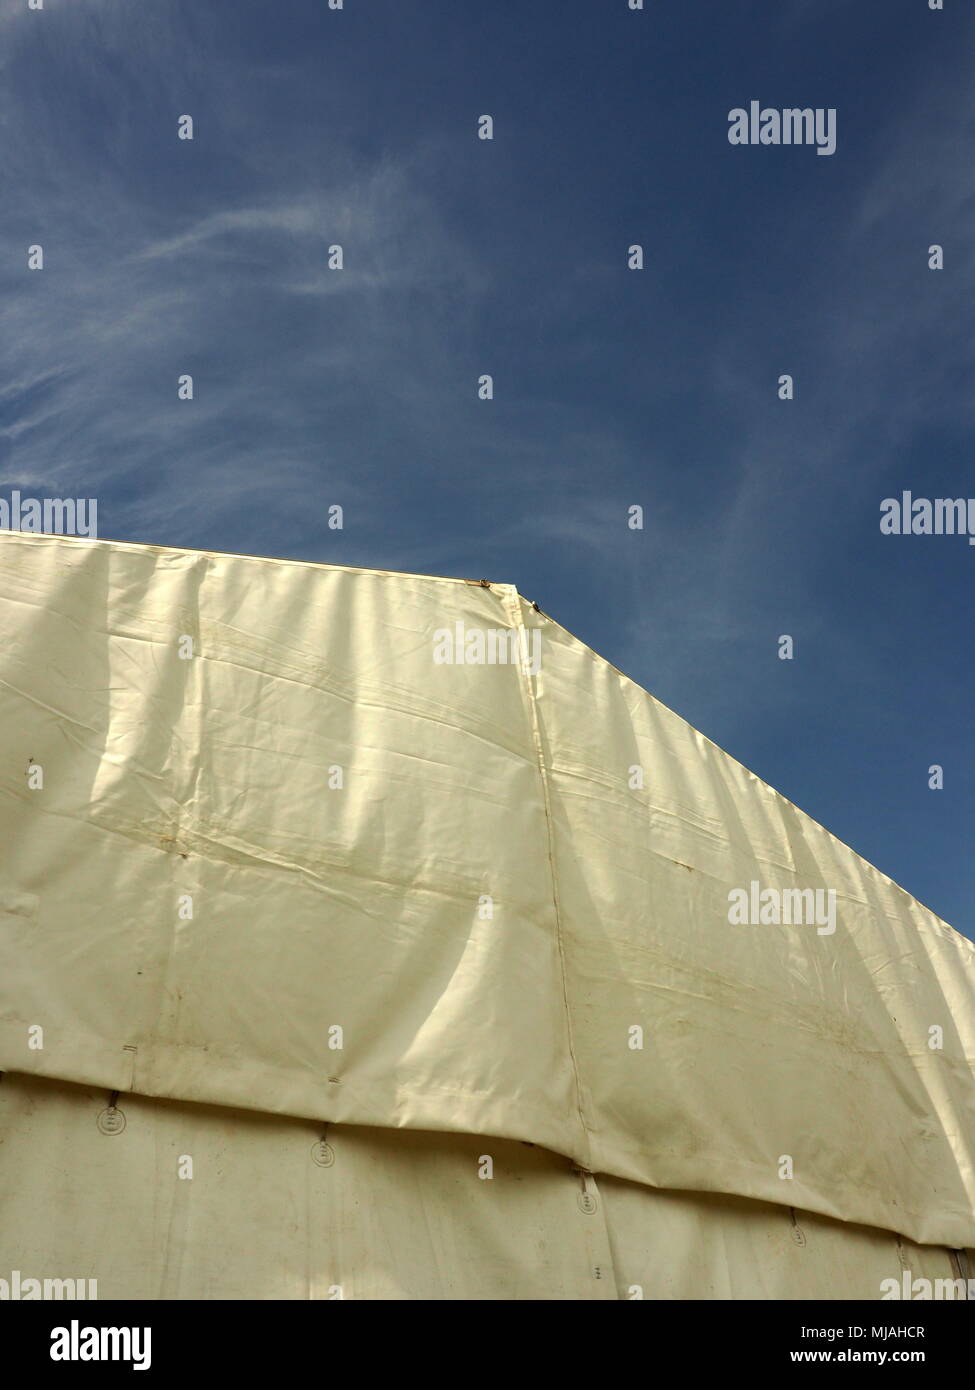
[1,0,972,937]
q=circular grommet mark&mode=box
[577,1192,598,1215]
[97,1107,126,1136]
[311,1140,335,1167]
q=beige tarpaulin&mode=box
[0,1073,967,1301]
[1,531,973,1295]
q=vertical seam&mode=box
[501,587,593,1169]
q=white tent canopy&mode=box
[1,532,972,1297]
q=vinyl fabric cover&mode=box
[2,1072,969,1301]
[1,531,973,1272]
